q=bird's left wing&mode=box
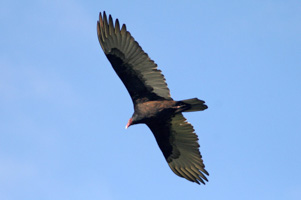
[147,113,209,184]
[97,12,171,104]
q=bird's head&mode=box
[125,112,143,129]
[125,117,133,129]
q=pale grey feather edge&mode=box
[97,12,171,100]
[168,114,208,184]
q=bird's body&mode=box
[131,99,207,124]
[97,12,209,185]
[132,100,178,123]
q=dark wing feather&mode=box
[147,113,209,184]
[97,12,171,104]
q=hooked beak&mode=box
[125,118,132,129]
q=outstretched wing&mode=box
[147,114,209,184]
[97,12,171,104]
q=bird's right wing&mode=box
[147,113,209,184]
[97,12,171,104]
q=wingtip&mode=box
[99,11,102,20]
[98,12,104,28]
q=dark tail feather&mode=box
[179,98,208,112]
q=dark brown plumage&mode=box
[97,11,209,184]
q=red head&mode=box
[125,118,133,129]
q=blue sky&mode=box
[1,0,300,199]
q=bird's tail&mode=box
[178,98,208,112]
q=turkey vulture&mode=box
[97,12,209,185]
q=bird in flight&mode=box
[97,11,209,184]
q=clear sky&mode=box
[1,0,300,199]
